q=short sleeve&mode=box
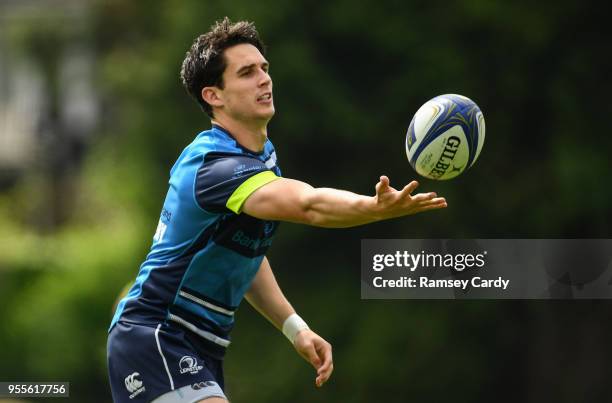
[195,152,280,214]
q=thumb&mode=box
[300,343,322,369]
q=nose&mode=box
[258,68,272,87]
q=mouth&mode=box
[257,92,272,103]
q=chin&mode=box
[258,106,275,120]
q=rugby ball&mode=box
[406,94,485,180]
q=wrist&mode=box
[282,313,310,344]
[361,195,384,221]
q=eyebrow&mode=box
[236,62,269,75]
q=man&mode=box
[107,17,447,403]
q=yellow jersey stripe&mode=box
[226,171,280,214]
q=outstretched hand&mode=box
[293,329,333,388]
[373,175,447,219]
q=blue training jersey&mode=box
[110,125,281,356]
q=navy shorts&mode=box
[107,321,227,403]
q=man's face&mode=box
[216,43,274,123]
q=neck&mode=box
[211,116,268,153]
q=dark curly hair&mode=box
[180,17,266,118]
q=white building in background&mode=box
[0,0,98,189]
[0,27,43,177]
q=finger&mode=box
[418,197,446,206]
[375,176,390,195]
[316,365,333,387]
[417,199,448,211]
[399,181,419,198]
[315,344,333,387]
[316,364,333,387]
[410,191,438,202]
[316,362,334,386]
[316,343,333,375]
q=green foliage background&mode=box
[0,1,610,402]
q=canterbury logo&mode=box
[125,372,145,399]
[192,381,218,390]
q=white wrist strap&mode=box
[282,313,309,344]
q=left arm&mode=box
[242,176,446,228]
[245,256,334,387]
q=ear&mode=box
[202,86,224,108]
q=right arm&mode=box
[245,256,333,387]
[242,175,446,228]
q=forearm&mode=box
[244,256,295,330]
[302,187,381,228]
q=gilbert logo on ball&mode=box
[406,94,485,180]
